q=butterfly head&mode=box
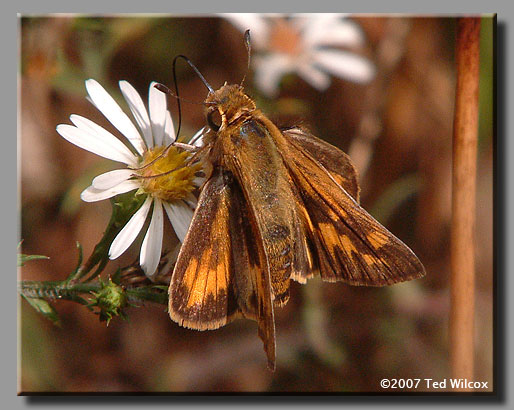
[204,83,256,132]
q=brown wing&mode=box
[227,170,276,370]
[275,130,426,286]
[282,127,360,202]
[169,168,237,330]
[169,168,276,369]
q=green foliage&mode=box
[18,191,167,327]
[18,253,50,267]
[21,296,61,327]
[19,267,169,327]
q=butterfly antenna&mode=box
[172,55,215,139]
[240,29,252,87]
[173,55,214,94]
[154,83,208,106]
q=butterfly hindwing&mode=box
[169,168,238,330]
[282,127,360,202]
[169,167,277,369]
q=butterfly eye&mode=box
[207,110,222,131]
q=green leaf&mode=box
[65,242,84,281]
[21,295,61,327]
[18,253,49,267]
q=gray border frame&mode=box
[10,1,510,407]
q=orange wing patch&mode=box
[367,230,390,248]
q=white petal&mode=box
[92,169,134,190]
[140,198,164,277]
[80,179,140,202]
[307,19,365,48]
[109,196,152,259]
[312,49,375,84]
[296,62,331,91]
[119,80,153,149]
[223,13,270,49]
[254,54,294,97]
[163,110,176,145]
[57,121,137,166]
[163,201,194,243]
[292,14,336,35]
[294,13,356,48]
[149,81,167,147]
[85,79,146,155]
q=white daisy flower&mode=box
[57,79,204,278]
[224,13,376,96]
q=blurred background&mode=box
[18,14,494,392]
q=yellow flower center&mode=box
[136,146,201,202]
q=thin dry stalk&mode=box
[450,17,481,390]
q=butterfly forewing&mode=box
[277,129,426,285]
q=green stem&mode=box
[18,279,168,306]
[18,280,101,303]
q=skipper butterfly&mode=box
[162,33,425,371]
